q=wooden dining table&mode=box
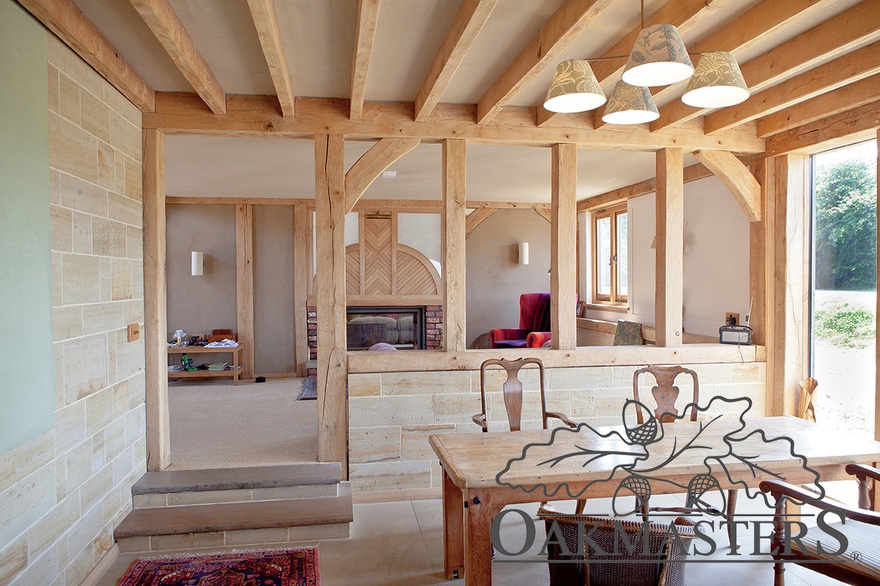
[429,416,880,586]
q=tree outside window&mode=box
[593,205,627,305]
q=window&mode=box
[593,205,628,304]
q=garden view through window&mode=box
[594,205,627,304]
[811,140,877,438]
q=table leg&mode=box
[442,469,464,580]
[233,348,239,385]
[463,490,499,586]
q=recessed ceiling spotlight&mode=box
[382,170,397,179]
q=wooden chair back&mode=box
[632,365,700,424]
[479,357,547,432]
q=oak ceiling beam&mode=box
[757,74,880,138]
[705,42,880,135]
[344,137,421,213]
[129,0,227,115]
[17,0,155,112]
[693,150,761,221]
[145,93,766,153]
[537,0,732,127]
[350,0,381,119]
[644,0,838,132]
[414,0,499,122]
[465,207,496,236]
[763,99,880,156]
[653,0,880,131]
[475,0,615,125]
[246,0,295,117]
[576,161,714,212]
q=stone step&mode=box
[116,483,352,553]
[132,462,341,495]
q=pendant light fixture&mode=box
[542,0,748,122]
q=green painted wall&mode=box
[0,0,53,454]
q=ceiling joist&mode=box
[350,0,381,119]
[344,137,421,213]
[693,150,761,222]
[765,98,880,157]
[246,0,295,117]
[653,0,880,131]
[414,0,499,122]
[17,0,155,112]
[129,0,227,115]
[145,93,766,152]
[475,0,615,125]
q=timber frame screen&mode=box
[592,204,628,306]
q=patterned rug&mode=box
[117,547,319,585]
[297,377,317,400]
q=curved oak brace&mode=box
[344,138,421,213]
[693,150,761,222]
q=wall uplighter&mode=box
[191,251,204,276]
[518,242,529,265]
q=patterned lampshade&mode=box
[543,59,606,113]
[682,51,750,108]
[622,24,693,87]
[601,81,659,125]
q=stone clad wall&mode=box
[348,362,766,493]
[0,35,145,585]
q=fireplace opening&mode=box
[346,307,426,351]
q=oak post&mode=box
[655,148,684,347]
[143,128,170,470]
[293,204,311,377]
[551,143,577,350]
[235,203,255,379]
[749,159,768,347]
[315,134,349,476]
[443,139,467,352]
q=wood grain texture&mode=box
[443,139,467,352]
[396,246,441,295]
[655,148,684,348]
[235,204,255,379]
[764,99,880,157]
[144,94,766,153]
[129,0,226,115]
[17,0,155,112]
[314,134,348,475]
[293,204,311,376]
[245,0,295,117]
[143,129,169,470]
[363,215,393,295]
[464,207,496,237]
[748,159,767,348]
[344,138,421,213]
[551,143,577,350]
[476,0,615,125]
[693,150,761,222]
[415,0,499,122]
[350,0,381,119]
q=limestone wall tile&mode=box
[64,540,94,586]
[54,459,68,502]
[93,523,114,560]
[82,302,124,335]
[50,205,72,252]
[80,90,110,144]
[48,64,60,114]
[592,387,634,420]
[58,172,106,216]
[48,36,104,99]
[131,260,144,299]
[111,259,133,301]
[63,334,107,401]
[49,113,96,183]
[688,363,733,384]
[380,370,471,396]
[127,374,146,410]
[109,192,142,227]
[732,363,763,383]
[65,440,92,492]
[72,211,92,254]
[348,373,380,397]
[126,226,143,260]
[80,463,113,515]
[52,305,83,341]
[350,461,431,492]
[85,388,113,438]
[0,465,56,548]
[401,424,454,460]
[55,401,86,455]
[430,460,443,487]
[58,72,80,124]
[62,254,100,305]
[27,494,79,560]
[109,110,138,160]
[114,153,125,195]
[53,343,64,410]
[101,486,126,526]
[50,169,62,204]
[349,426,401,463]
[0,537,27,584]
[431,393,481,424]
[14,431,55,482]
[51,252,64,307]
[123,300,145,326]
[92,217,126,258]
[0,452,14,494]
[98,258,112,302]
[9,545,59,586]
[115,333,144,381]
[125,405,146,447]
[123,156,142,201]
[66,502,103,560]
[549,366,613,391]
[96,141,115,189]
[111,380,129,419]
[103,418,126,463]
[112,444,137,487]
[349,395,433,427]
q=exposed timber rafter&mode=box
[129,0,227,115]
[17,0,155,112]
[653,0,880,131]
[246,0,295,117]
[344,137,421,213]
[145,93,766,153]
[764,99,880,157]
[414,0,499,122]
[693,150,761,222]
[476,0,615,125]
[350,0,381,119]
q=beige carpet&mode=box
[167,378,318,470]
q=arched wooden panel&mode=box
[396,245,440,296]
[363,215,393,295]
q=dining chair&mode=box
[761,463,880,586]
[473,357,585,513]
[632,365,738,548]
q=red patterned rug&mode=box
[117,547,319,585]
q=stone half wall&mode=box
[347,362,766,493]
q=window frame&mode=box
[592,204,628,306]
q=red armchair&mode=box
[489,293,552,348]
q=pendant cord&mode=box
[640,0,644,29]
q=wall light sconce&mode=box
[518,242,529,265]
[191,251,204,276]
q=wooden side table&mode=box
[167,344,243,384]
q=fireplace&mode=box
[346,307,426,350]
